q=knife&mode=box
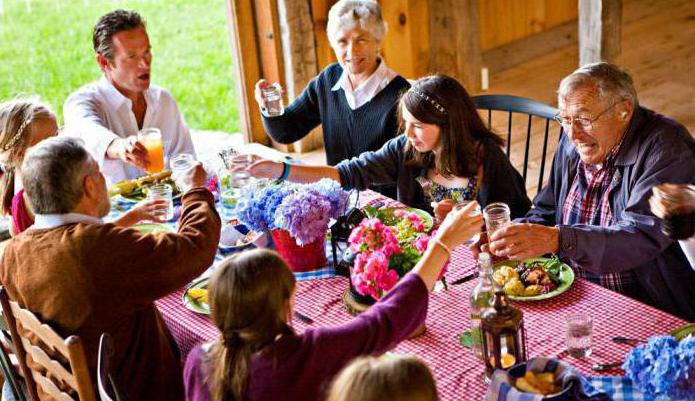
[450,272,479,285]
[294,311,314,324]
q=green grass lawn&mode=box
[0,0,240,133]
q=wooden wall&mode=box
[308,0,577,79]
[479,0,577,51]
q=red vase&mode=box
[271,229,327,272]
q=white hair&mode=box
[326,0,386,46]
[558,62,639,107]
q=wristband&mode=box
[277,162,291,181]
[432,238,451,258]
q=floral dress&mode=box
[416,174,480,204]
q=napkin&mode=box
[485,357,610,401]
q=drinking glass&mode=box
[170,153,195,175]
[148,183,174,222]
[262,83,284,117]
[220,188,241,220]
[137,128,164,173]
[483,202,511,236]
[566,314,593,358]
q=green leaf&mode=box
[458,331,474,348]
[363,206,378,218]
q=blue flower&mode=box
[236,179,348,246]
[623,335,695,401]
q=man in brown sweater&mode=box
[0,137,220,400]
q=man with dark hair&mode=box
[0,137,220,401]
[63,9,195,185]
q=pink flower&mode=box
[413,234,431,254]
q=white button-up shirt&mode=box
[32,213,103,230]
[331,59,398,110]
[63,76,196,185]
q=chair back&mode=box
[472,94,563,196]
[0,327,27,401]
[0,287,96,401]
[97,333,127,401]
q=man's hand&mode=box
[106,136,149,170]
[175,163,207,193]
[488,223,560,259]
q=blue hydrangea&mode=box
[235,179,348,245]
[623,335,695,401]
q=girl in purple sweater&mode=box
[183,202,482,401]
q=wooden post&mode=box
[277,0,323,153]
[429,0,482,92]
[579,0,622,66]
[380,0,430,79]
[225,0,268,145]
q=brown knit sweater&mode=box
[0,188,221,401]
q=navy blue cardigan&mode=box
[262,63,410,166]
[337,134,532,219]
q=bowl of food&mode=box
[507,364,572,400]
[218,223,268,254]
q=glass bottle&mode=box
[469,252,496,359]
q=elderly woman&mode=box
[254,0,409,197]
[485,62,695,320]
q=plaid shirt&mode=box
[561,144,638,293]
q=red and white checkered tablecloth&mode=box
[154,191,688,401]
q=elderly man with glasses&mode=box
[484,62,695,320]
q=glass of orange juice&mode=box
[137,128,164,173]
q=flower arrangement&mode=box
[236,178,349,246]
[623,335,695,401]
[348,209,435,299]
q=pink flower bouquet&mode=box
[348,209,435,299]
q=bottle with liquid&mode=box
[469,252,496,359]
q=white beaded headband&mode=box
[409,87,447,114]
[1,117,31,152]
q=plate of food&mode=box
[132,222,176,234]
[363,206,434,232]
[493,257,574,301]
[671,322,695,340]
[183,276,210,314]
[109,171,182,203]
[218,223,268,254]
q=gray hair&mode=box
[21,137,93,214]
[558,62,638,107]
[327,0,386,46]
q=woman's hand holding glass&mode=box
[435,201,484,250]
[241,158,283,180]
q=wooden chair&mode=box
[0,326,27,401]
[472,94,563,196]
[0,287,96,401]
[97,333,127,401]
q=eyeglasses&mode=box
[554,102,618,131]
